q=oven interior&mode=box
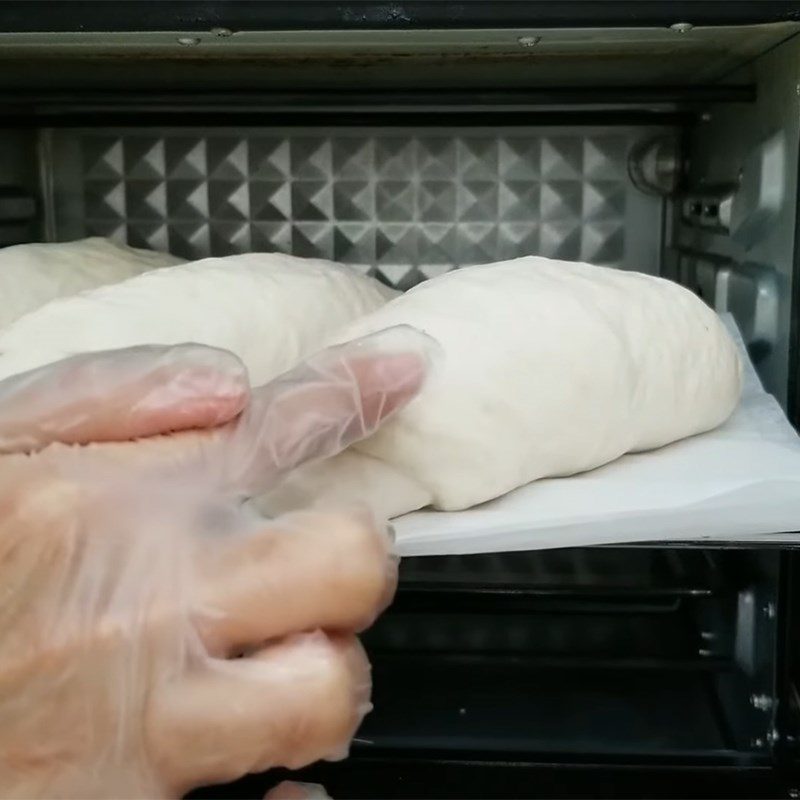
[2,8,800,797]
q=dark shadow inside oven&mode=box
[357,548,780,759]
[189,546,785,799]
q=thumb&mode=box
[0,345,249,454]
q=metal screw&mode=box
[176,36,201,47]
[765,603,777,619]
[750,694,774,711]
[670,22,694,33]
[751,737,765,748]
[211,27,233,37]
[517,36,541,48]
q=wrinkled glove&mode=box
[0,327,431,799]
[264,781,331,799]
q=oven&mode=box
[2,3,800,797]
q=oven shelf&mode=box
[357,654,739,758]
[362,607,708,659]
[398,549,732,599]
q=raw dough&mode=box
[0,252,396,385]
[0,237,184,330]
[261,256,744,519]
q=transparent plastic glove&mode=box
[0,327,431,799]
[264,781,331,800]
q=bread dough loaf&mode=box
[261,256,743,519]
[0,252,396,385]
[0,237,184,330]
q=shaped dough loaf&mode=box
[0,252,396,385]
[0,237,184,330]
[261,256,743,520]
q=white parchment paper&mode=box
[394,314,800,555]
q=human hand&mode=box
[0,328,431,799]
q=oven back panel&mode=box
[42,125,668,287]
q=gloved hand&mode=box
[264,781,331,799]
[0,327,431,799]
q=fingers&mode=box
[0,345,249,454]
[195,510,398,656]
[149,632,370,795]
[218,326,435,496]
[265,782,331,800]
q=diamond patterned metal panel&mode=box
[48,127,669,287]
